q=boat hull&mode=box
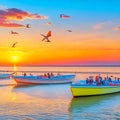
[71,85,120,97]
[13,74,75,85]
[0,74,11,79]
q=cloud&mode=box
[0,8,48,27]
[93,21,111,30]
[114,26,120,31]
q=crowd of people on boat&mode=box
[42,72,54,78]
[86,74,120,86]
[22,72,61,78]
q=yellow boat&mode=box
[71,84,120,97]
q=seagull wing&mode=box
[11,31,19,34]
[40,34,51,42]
[12,42,18,48]
[40,34,47,41]
[45,37,51,42]
[60,14,70,19]
[67,30,72,32]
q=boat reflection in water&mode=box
[11,84,72,120]
[12,83,72,99]
[69,93,120,119]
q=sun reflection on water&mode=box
[13,64,17,71]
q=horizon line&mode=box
[0,64,120,67]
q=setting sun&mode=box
[11,55,19,62]
[6,50,25,65]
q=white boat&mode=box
[0,73,11,79]
[13,74,75,85]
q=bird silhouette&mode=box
[26,24,30,28]
[12,42,18,48]
[11,30,19,34]
[60,14,70,19]
[40,30,52,42]
[67,30,72,32]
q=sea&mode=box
[0,66,120,120]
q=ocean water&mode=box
[0,66,120,120]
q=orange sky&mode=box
[1,35,120,66]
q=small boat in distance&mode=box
[13,73,75,85]
[0,73,12,79]
[71,75,120,97]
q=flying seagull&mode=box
[40,30,52,42]
[11,30,19,34]
[67,30,72,32]
[26,24,30,28]
[12,42,18,48]
[60,14,70,19]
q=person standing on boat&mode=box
[89,77,93,85]
[50,72,54,76]
[23,73,27,76]
[95,75,100,85]
[47,73,51,78]
[44,73,47,78]
[86,78,89,85]
[108,77,112,82]
[99,75,104,85]
[30,73,33,76]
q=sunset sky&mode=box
[0,0,120,66]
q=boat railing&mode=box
[13,74,75,81]
[72,79,120,86]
